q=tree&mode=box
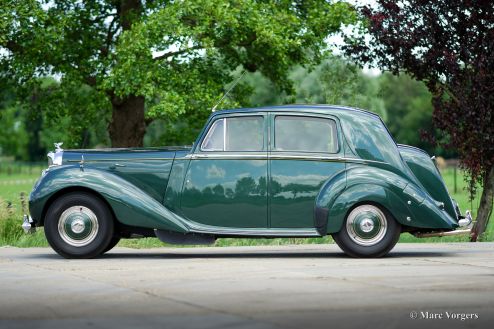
[1,0,356,147]
[234,176,257,197]
[318,57,386,120]
[345,0,494,241]
[247,55,387,120]
[0,85,28,160]
[378,73,435,154]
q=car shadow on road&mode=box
[101,251,451,259]
[23,250,451,260]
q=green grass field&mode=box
[0,164,492,248]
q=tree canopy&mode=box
[1,0,356,147]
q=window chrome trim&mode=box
[223,117,227,151]
[186,153,387,165]
[187,153,267,160]
[67,157,176,163]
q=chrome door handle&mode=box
[109,163,126,169]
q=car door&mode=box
[180,113,268,228]
[269,113,345,228]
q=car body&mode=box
[26,105,472,258]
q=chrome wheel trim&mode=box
[58,206,99,247]
[346,205,387,246]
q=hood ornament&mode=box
[54,142,64,152]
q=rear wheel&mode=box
[332,204,401,258]
[44,192,114,259]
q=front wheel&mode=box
[332,204,401,258]
[44,192,114,259]
[103,236,121,253]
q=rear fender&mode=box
[316,166,457,234]
[321,183,412,233]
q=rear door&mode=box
[180,113,268,228]
[268,113,345,228]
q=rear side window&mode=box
[202,116,264,151]
[274,116,338,153]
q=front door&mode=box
[269,113,345,228]
[181,114,268,228]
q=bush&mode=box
[0,197,48,247]
[0,198,24,245]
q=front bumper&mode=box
[21,214,36,234]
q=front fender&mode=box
[29,165,188,233]
[316,165,458,234]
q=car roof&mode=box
[212,104,381,120]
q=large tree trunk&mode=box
[471,166,494,242]
[109,95,146,147]
[107,0,145,148]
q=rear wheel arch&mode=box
[345,201,398,225]
[330,199,401,234]
[323,183,411,234]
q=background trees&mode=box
[1,0,355,147]
[344,0,494,240]
[0,1,449,159]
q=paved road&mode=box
[1,243,493,329]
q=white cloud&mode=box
[206,165,226,179]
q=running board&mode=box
[154,230,216,245]
[186,223,321,237]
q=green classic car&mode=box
[25,105,472,258]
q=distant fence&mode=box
[438,158,460,194]
[0,162,46,176]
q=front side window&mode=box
[274,116,338,153]
[202,116,264,151]
[201,118,224,151]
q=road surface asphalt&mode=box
[1,243,493,329]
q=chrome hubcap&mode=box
[71,219,86,234]
[359,218,374,233]
[346,205,387,246]
[58,206,99,247]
